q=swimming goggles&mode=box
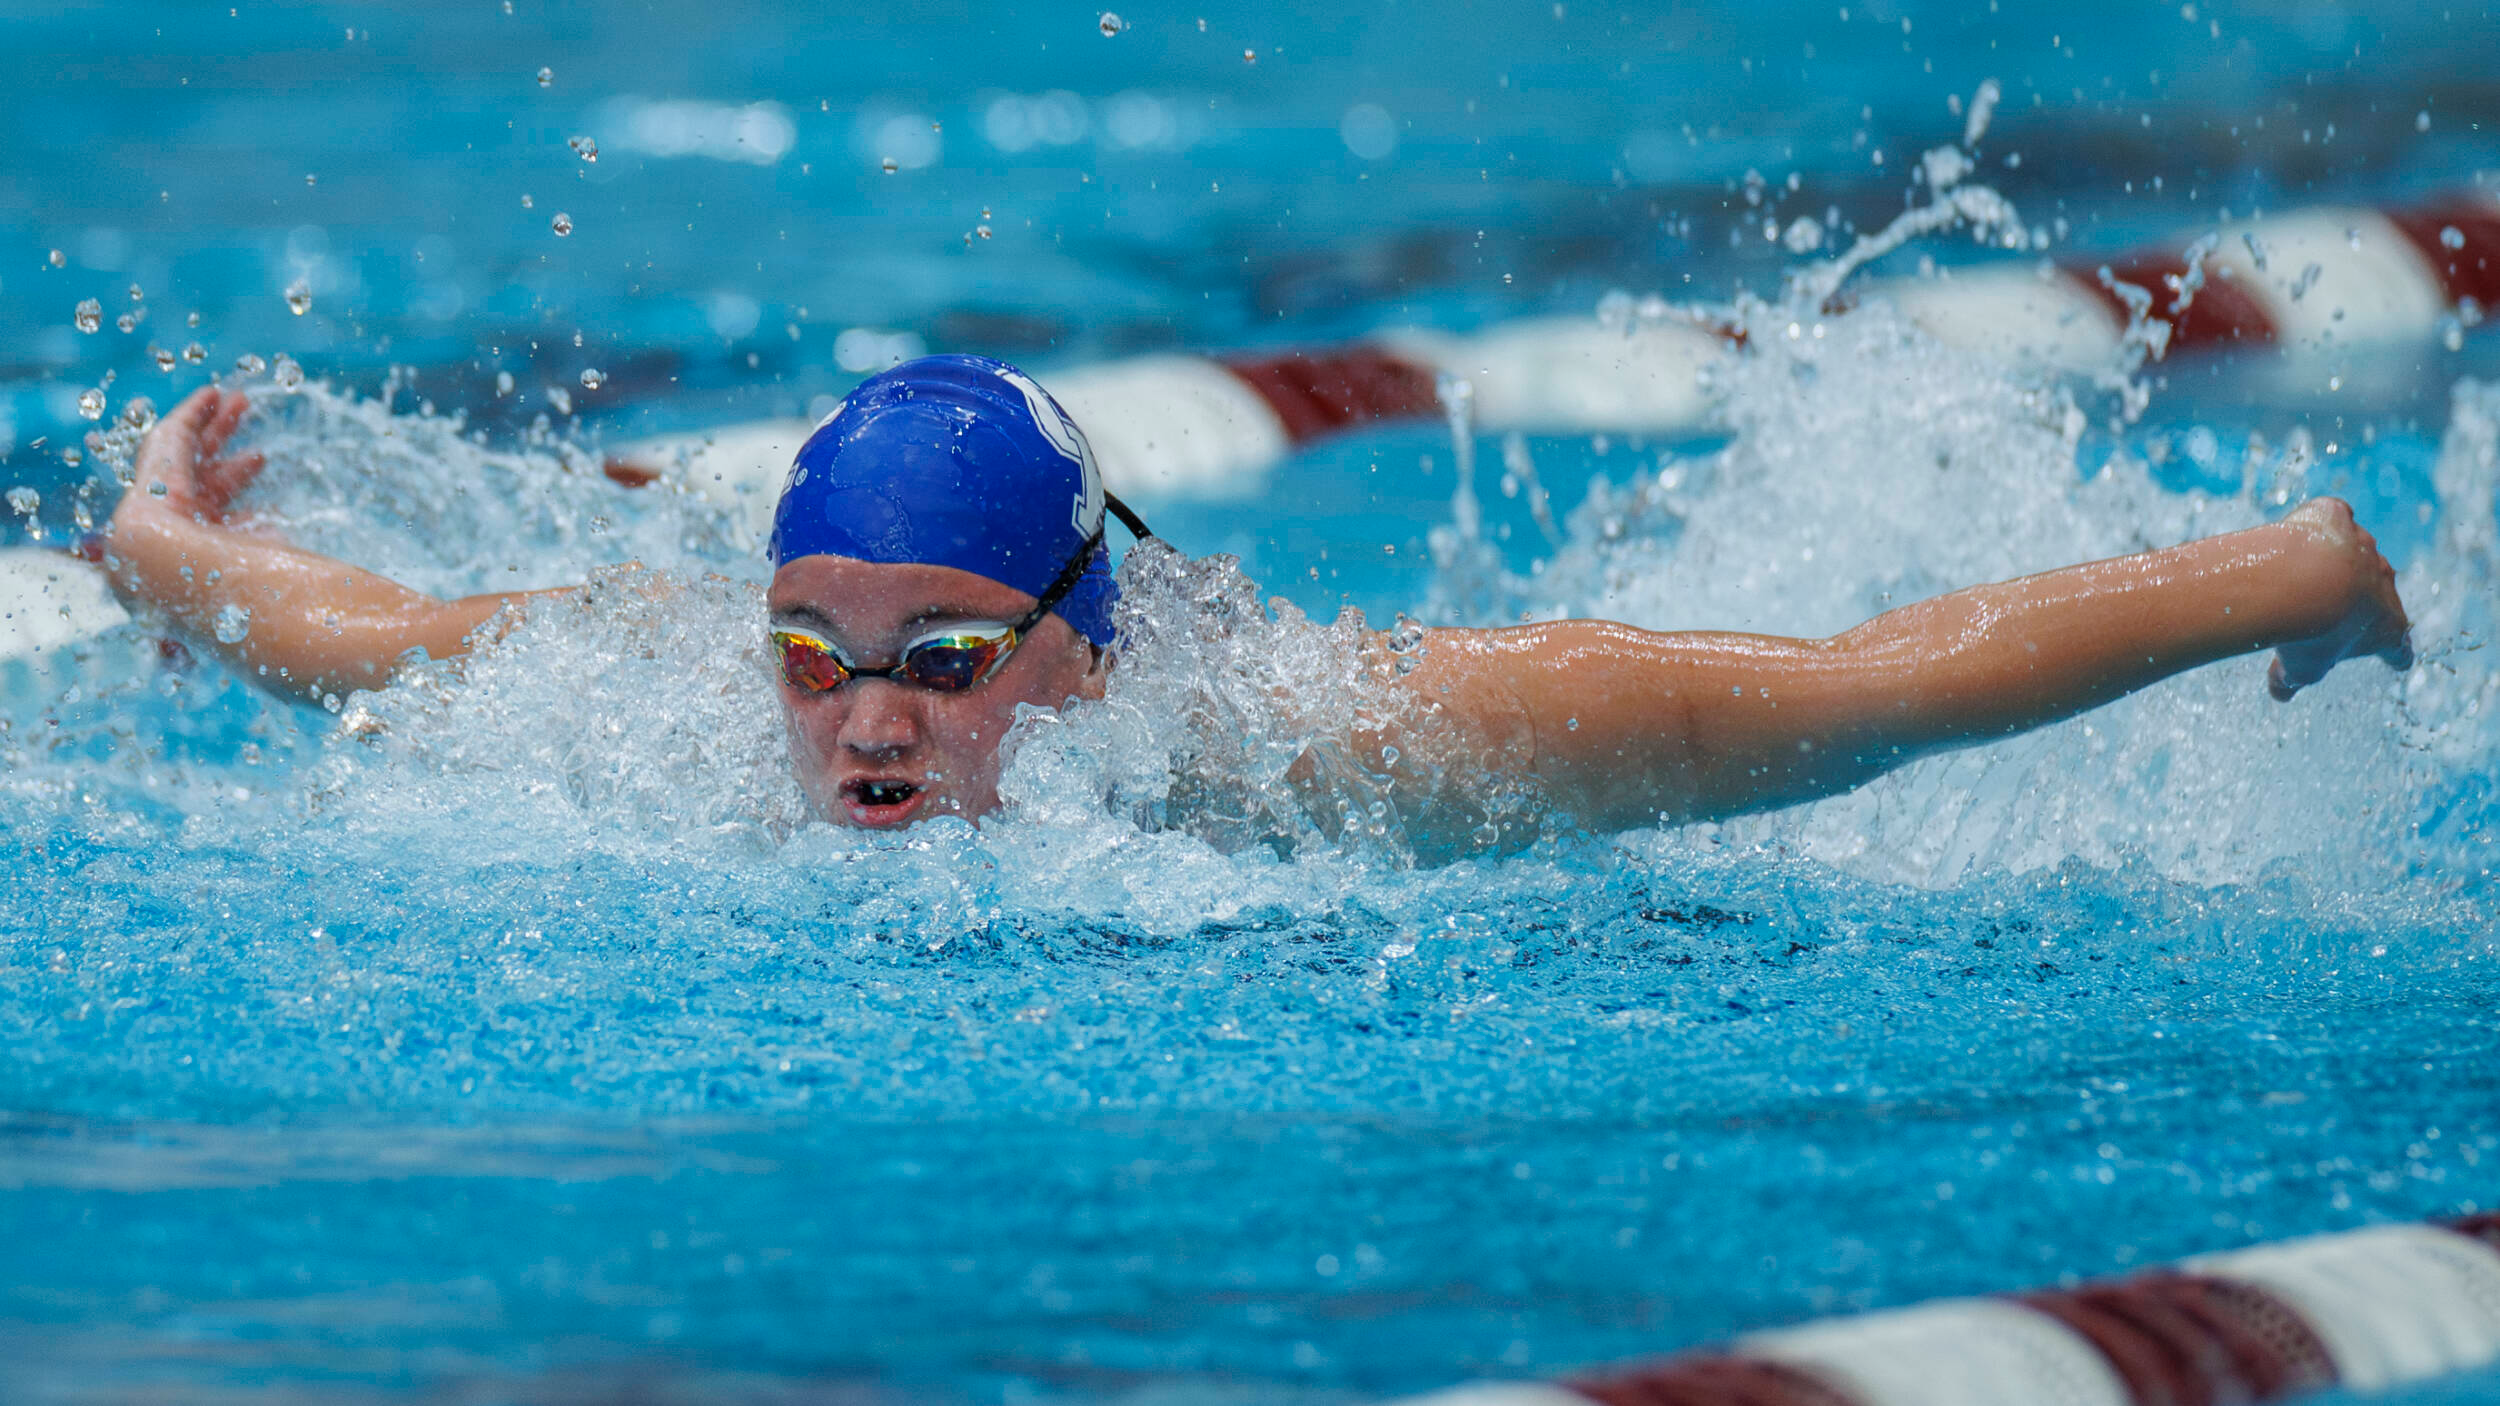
[772,493,1154,695]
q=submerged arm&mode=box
[1390,500,2411,834]
[98,387,556,702]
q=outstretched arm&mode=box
[1391,499,2411,834]
[97,387,555,702]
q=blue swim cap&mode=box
[769,354,1115,646]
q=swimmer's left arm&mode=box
[1391,499,2410,832]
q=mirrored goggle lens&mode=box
[899,631,1016,691]
[773,632,854,692]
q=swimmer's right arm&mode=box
[98,387,559,703]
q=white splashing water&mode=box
[142,259,2500,904]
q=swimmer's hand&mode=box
[124,386,268,527]
[2265,497,2413,701]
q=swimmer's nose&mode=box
[834,678,920,756]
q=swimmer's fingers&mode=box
[197,450,267,514]
[199,387,251,459]
[130,387,224,505]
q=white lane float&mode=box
[1388,1214,2500,1406]
[7,192,2495,664]
[602,190,2500,531]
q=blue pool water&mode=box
[6,2,2500,1402]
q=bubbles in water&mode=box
[187,311,200,327]
[127,283,143,302]
[182,342,205,364]
[234,353,267,376]
[152,346,177,372]
[495,370,515,396]
[545,385,573,415]
[536,65,552,87]
[73,299,101,333]
[550,213,573,236]
[1339,103,1397,161]
[975,225,993,239]
[272,354,304,390]
[75,388,104,421]
[46,249,64,268]
[6,486,40,516]
[2443,226,2468,251]
[115,310,139,334]
[2418,110,2433,132]
[881,157,899,174]
[1782,217,1825,254]
[284,280,312,316]
[569,135,598,163]
[579,368,605,390]
[1098,11,1123,35]
[1242,48,1256,63]
[211,604,253,644]
[520,193,534,209]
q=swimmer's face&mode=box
[766,555,1108,830]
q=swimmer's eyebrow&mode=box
[768,604,840,634]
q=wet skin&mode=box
[765,554,1107,828]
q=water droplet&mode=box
[975,224,993,239]
[62,447,83,468]
[73,299,101,333]
[128,283,144,303]
[495,370,515,396]
[272,354,303,390]
[536,65,553,87]
[234,353,266,376]
[579,367,605,390]
[152,346,177,372]
[550,212,573,236]
[1566,716,1580,730]
[6,487,40,515]
[1098,10,1124,34]
[119,397,156,431]
[569,134,598,163]
[284,279,312,315]
[46,249,65,268]
[212,604,253,644]
[2442,225,2467,251]
[181,342,205,364]
[881,156,899,174]
[186,311,201,327]
[115,311,139,333]
[521,193,534,208]
[76,388,104,420]
[546,385,573,415]
[1242,47,1256,62]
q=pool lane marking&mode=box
[1381,1214,2500,1406]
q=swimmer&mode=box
[99,356,2411,856]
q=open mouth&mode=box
[838,777,926,826]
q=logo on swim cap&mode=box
[994,364,1103,538]
[769,353,1120,647]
